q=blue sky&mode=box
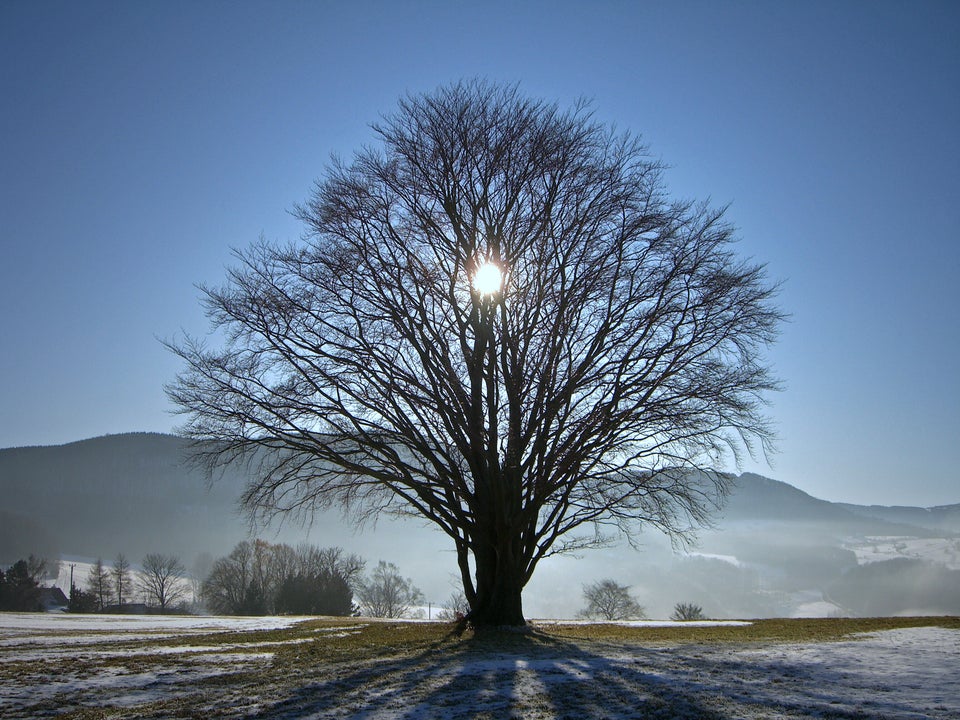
[1,0,957,506]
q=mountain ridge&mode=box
[2,432,955,562]
[3,432,958,618]
[6,432,955,510]
[722,472,959,535]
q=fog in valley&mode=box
[3,433,958,619]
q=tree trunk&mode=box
[466,536,527,627]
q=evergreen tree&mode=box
[87,558,113,611]
[1,560,41,611]
[69,584,98,613]
[112,554,131,607]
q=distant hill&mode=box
[0,433,248,564]
[835,501,960,534]
[0,434,455,595]
[2,433,957,618]
[721,473,857,522]
[721,473,954,537]
[2,434,954,561]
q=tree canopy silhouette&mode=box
[168,81,782,627]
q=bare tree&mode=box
[112,554,131,608]
[671,602,706,621]
[168,81,782,627]
[295,544,364,589]
[356,561,423,619]
[269,542,300,596]
[248,539,275,614]
[202,541,254,615]
[577,579,646,621]
[201,540,363,616]
[139,553,187,611]
[437,590,471,622]
[87,557,112,611]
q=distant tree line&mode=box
[0,551,194,614]
[199,541,431,618]
[3,544,429,620]
[201,540,365,616]
[62,553,191,614]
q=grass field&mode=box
[2,614,958,719]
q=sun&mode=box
[472,261,503,295]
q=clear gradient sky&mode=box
[1,1,957,507]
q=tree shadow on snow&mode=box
[250,627,740,720]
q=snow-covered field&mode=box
[1,613,958,719]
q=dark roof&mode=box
[38,586,69,608]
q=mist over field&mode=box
[2,433,957,619]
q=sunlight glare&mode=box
[472,262,503,295]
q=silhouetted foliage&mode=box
[25,554,51,584]
[0,559,41,611]
[168,80,782,626]
[203,542,253,615]
[202,540,362,616]
[275,572,353,616]
[577,579,646,620]
[69,584,98,613]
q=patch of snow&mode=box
[728,626,960,718]
[533,618,753,627]
[681,551,745,567]
[2,612,958,719]
[259,625,960,719]
[357,626,960,720]
[788,590,846,618]
[0,613,308,716]
[846,536,960,569]
[0,611,302,634]
[0,657,270,712]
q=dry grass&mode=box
[3,615,958,719]
[265,615,960,658]
[534,615,960,645]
